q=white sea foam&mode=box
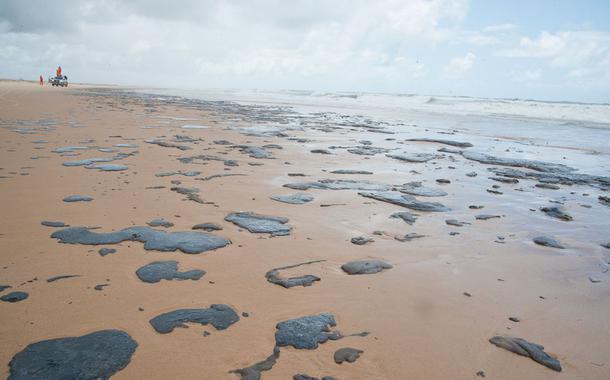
[181,125,208,129]
[142,88,610,126]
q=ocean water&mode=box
[134,87,610,174]
[139,87,610,123]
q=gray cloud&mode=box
[1,0,608,102]
[0,0,79,32]
[0,0,351,33]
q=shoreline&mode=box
[0,81,609,379]
[4,77,610,107]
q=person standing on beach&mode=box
[56,66,62,77]
[39,75,43,85]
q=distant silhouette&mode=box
[39,75,43,85]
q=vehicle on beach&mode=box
[49,75,68,87]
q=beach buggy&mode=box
[49,66,68,87]
[49,75,68,87]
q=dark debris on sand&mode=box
[8,330,138,380]
[1,291,28,303]
[149,304,240,334]
[225,212,292,236]
[533,236,565,249]
[136,261,205,283]
[334,347,364,364]
[51,226,230,254]
[341,260,393,275]
[265,260,325,288]
[489,336,561,372]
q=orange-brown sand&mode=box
[0,81,609,379]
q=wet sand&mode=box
[1,80,609,379]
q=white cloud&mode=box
[484,23,516,32]
[384,0,468,37]
[497,31,610,83]
[443,52,475,78]
[0,0,471,88]
[500,31,565,58]
[1,1,609,101]
[456,31,499,46]
[511,69,542,82]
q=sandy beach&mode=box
[1,80,609,379]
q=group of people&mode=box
[39,66,62,85]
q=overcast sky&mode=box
[1,0,609,102]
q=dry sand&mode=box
[0,80,609,379]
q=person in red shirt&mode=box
[56,66,62,77]
[39,75,43,86]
